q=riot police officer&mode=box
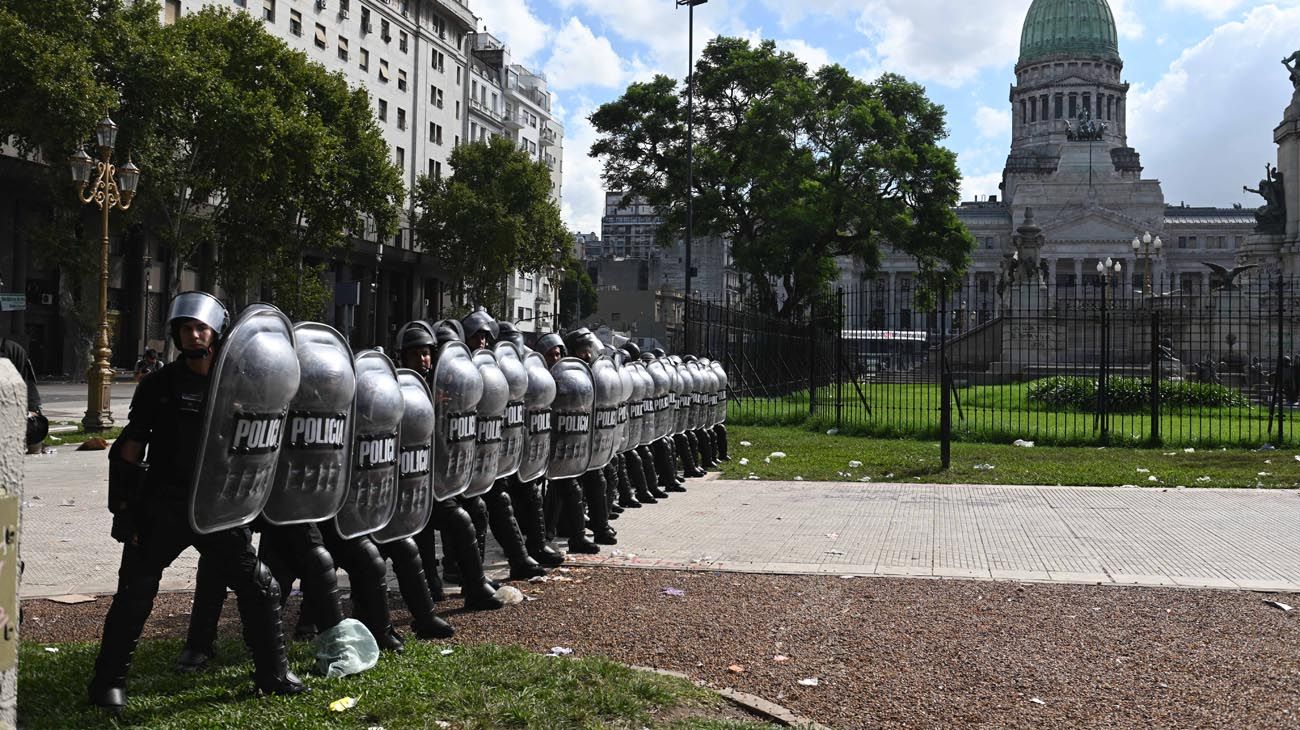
[90,292,304,714]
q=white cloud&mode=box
[1128,3,1300,207]
[974,105,1010,140]
[959,170,1004,203]
[557,102,606,235]
[1161,0,1247,19]
[471,0,552,67]
[853,1,1026,87]
[544,18,627,90]
[776,38,831,71]
[1109,0,1145,40]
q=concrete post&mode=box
[0,359,24,728]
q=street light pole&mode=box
[69,115,141,432]
[1095,257,1121,445]
[677,0,707,353]
[1130,231,1161,296]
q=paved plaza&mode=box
[19,439,1300,599]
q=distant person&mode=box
[134,348,161,382]
[0,336,46,453]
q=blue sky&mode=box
[472,0,1300,235]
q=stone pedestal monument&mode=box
[992,208,1057,375]
[1239,52,1300,276]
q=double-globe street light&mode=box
[677,0,707,353]
[69,115,141,431]
[1131,230,1162,296]
[1095,257,1122,445]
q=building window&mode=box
[1053,93,1063,119]
[455,65,460,84]
[432,86,443,108]
[234,0,246,7]
[399,31,408,53]
[359,48,369,70]
[1068,93,1076,118]
[361,6,371,33]
[428,159,442,178]
[314,23,327,49]
[429,122,442,145]
[395,146,404,167]
[289,9,302,35]
[397,108,406,130]
[1040,95,1048,120]
[434,51,445,72]
[263,0,275,23]
[163,0,181,25]
[379,59,390,82]
[337,36,349,61]
[397,69,407,91]
[377,98,387,121]
[455,101,460,120]
[381,19,390,42]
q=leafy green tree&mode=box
[590,37,974,316]
[411,137,570,307]
[558,256,597,327]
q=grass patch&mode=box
[720,425,1300,488]
[44,426,123,447]
[19,639,776,729]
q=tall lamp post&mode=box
[1095,257,1121,445]
[1130,231,1161,296]
[677,0,707,352]
[69,115,141,431]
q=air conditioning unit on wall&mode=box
[316,0,327,10]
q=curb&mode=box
[629,664,829,729]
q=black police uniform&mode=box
[89,359,302,711]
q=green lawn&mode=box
[719,425,1300,488]
[727,380,1298,448]
[19,639,776,729]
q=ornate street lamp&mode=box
[1095,257,1121,445]
[69,114,141,431]
[1130,230,1162,296]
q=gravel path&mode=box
[21,567,1300,728]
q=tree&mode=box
[590,37,974,316]
[0,2,404,323]
[411,136,570,307]
[558,256,596,327]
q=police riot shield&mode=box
[432,341,482,501]
[464,349,508,497]
[189,304,300,535]
[518,350,556,483]
[372,369,435,543]
[645,358,672,440]
[613,357,635,453]
[333,350,402,539]
[586,355,622,471]
[618,358,639,449]
[262,322,354,526]
[689,361,708,431]
[546,357,594,480]
[670,358,692,435]
[701,361,721,428]
[635,362,657,446]
[710,359,729,425]
[492,341,527,479]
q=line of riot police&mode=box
[89,293,728,715]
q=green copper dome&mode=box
[1019,0,1120,65]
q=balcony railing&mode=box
[502,106,525,129]
[539,127,557,146]
[469,98,502,122]
[430,0,475,29]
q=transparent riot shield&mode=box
[432,341,482,501]
[372,369,435,543]
[493,341,527,479]
[518,350,556,483]
[546,357,594,480]
[464,349,508,498]
[333,350,402,539]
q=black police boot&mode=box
[347,541,403,654]
[664,438,686,483]
[615,453,642,508]
[510,478,565,567]
[176,554,225,673]
[641,445,671,498]
[714,424,730,460]
[625,449,657,504]
[89,584,155,714]
[676,434,706,478]
[581,471,618,546]
[383,538,455,639]
[697,428,718,467]
[558,479,600,554]
[652,440,685,492]
[486,486,546,581]
[237,565,307,697]
[462,495,489,561]
[439,506,503,611]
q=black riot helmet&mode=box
[461,308,499,350]
[167,291,229,358]
[497,320,525,349]
[534,332,566,366]
[563,328,601,364]
[621,341,642,360]
[651,347,666,358]
[431,318,464,347]
[396,320,437,375]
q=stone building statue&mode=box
[1243,163,1285,233]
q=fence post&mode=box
[808,296,817,417]
[835,287,844,430]
[940,288,951,469]
[1149,307,1161,446]
[1276,274,1286,447]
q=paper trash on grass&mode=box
[826,428,839,435]
[793,475,803,481]
[440,648,455,655]
[1136,468,1150,473]
[546,647,574,657]
[43,647,58,653]
[1265,600,1294,612]
[1013,439,1034,447]
[1196,476,1212,483]
[739,440,752,447]
[329,697,358,712]
[974,463,995,471]
[769,451,787,459]
[1029,697,1046,706]
[661,587,685,597]
[738,458,749,465]
[797,678,820,686]
[495,585,525,605]
[848,460,863,468]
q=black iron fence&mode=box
[679,274,1300,448]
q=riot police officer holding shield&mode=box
[90,293,305,713]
